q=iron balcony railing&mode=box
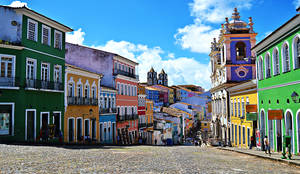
[117,114,125,122]
[138,123,147,128]
[113,69,139,80]
[117,114,139,121]
[100,108,117,114]
[0,77,20,87]
[25,79,63,91]
[67,96,98,106]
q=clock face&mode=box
[235,66,249,78]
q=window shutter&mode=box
[28,21,36,41]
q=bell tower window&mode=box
[236,42,246,60]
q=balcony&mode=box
[147,123,154,127]
[25,79,63,91]
[67,96,98,106]
[138,123,147,128]
[117,114,125,121]
[0,77,20,87]
[113,69,139,80]
[100,108,117,114]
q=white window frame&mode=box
[265,52,271,78]
[41,24,51,46]
[40,112,50,129]
[0,54,16,78]
[281,41,291,73]
[27,19,38,42]
[25,108,35,140]
[54,30,63,49]
[67,117,75,142]
[53,111,62,130]
[26,58,36,80]
[41,62,50,81]
[292,34,300,70]
[84,118,90,137]
[272,47,280,75]
[54,65,62,83]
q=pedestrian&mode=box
[155,139,157,145]
[264,136,271,155]
[250,136,254,149]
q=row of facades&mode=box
[0,5,210,145]
[210,7,300,154]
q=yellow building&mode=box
[64,64,102,143]
[145,99,154,144]
[228,80,257,148]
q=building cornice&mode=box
[0,44,24,50]
[113,55,138,66]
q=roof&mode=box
[252,13,300,52]
[297,6,300,12]
[160,69,166,74]
[1,5,73,32]
[66,64,103,77]
[101,85,117,92]
[145,86,161,91]
[149,67,155,72]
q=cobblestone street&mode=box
[0,144,299,174]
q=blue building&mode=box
[99,86,117,144]
[145,86,163,112]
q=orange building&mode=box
[145,99,154,144]
[114,55,139,144]
[64,64,102,143]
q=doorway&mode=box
[68,118,74,142]
[26,110,36,141]
[276,119,282,152]
[297,112,300,154]
[285,111,294,153]
[268,119,274,150]
[53,112,61,137]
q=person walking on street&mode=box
[264,136,271,155]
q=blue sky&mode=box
[2,0,300,90]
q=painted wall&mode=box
[0,7,22,43]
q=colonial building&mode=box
[145,99,154,144]
[137,84,147,142]
[0,5,72,142]
[210,8,257,145]
[114,55,139,145]
[147,68,168,86]
[99,86,117,144]
[227,80,257,148]
[252,7,300,154]
[64,64,102,143]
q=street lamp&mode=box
[291,91,299,103]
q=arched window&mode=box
[77,84,83,97]
[273,48,280,75]
[293,35,300,69]
[68,83,74,97]
[91,86,96,99]
[258,57,264,80]
[282,42,290,72]
[265,53,271,78]
[84,84,90,98]
[236,42,246,60]
[222,45,225,63]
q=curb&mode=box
[217,147,300,167]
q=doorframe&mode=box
[0,103,14,136]
[296,109,300,153]
[40,112,50,129]
[284,109,295,153]
[53,111,62,130]
[67,117,75,142]
[25,109,36,141]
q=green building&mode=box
[0,5,72,142]
[252,7,300,154]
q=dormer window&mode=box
[236,42,246,60]
[27,19,38,41]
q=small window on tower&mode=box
[236,42,246,60]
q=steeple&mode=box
[160,69,166,74]
[231,7,240,21]
[149,67,155,72]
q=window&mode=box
[125,84,127,95]
[231,100,233,116]
[54,30,62,49]
[27,19,37,41]
[293,36,300,69]
[1,56,15,78]
[265,53,271,78]
[242,127,245,144]
[104,97,107,108]
[68,83,74,96]
[258,57,264,80]
[92,86,96,99]
[241,98,245,118]
[54,65,62,82]
[84,119,90,137]
[246,97,249,105]
[236,42,246,60]
[0,105,13,135]
[273,48,280,75]
[238,99,241,117]
[282,42,290,72]
[77,84,83,97]
[234,99,237,117]
[121,84,123,95]
[84,85,90,98]
[117,83,120,94]
[134,86,137,96]
[42,25,51,46]
[77,118,82,141]
[41,63,50,81]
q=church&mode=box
[147,67,168,86]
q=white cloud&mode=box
[175,0,254,54]
[167,53,175,59]
[9,1,27,7]
[294,0,300,8]
[66,28,85,45]
[95,40,211,90]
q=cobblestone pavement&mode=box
[0,144,300,174]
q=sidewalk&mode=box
[217,146,300,166]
